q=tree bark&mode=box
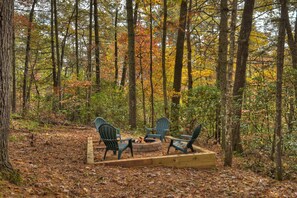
[283,1,297,132]
[94,0,100,92]
[114,7,119,85]
[120,54,128,88]
[87,0,93,112]
[126,0,137,129]
[274,0,286,181]
[12,21,16,113]
[216,0,228,148]
[161,0,169,118]
[149,0,155,127]
[75,0,80,83]
[224,0,238,167]
[171,0,187,134]
[53,0,61,110]
[22,0,37,115]
[0,0,14,174]
[232,0,255,153]
[50,0,58,111]
[186,0,193,90]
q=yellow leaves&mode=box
[192,69,214,78]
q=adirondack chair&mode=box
[98,123,133,160]
[167,124,202,154]
[94,117,107,131]
[145,117,170,142]
[94,117,121,144]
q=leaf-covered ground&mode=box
[1,125,296,197]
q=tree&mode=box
[216,0,228,148]
[126,0,137,129]
[54,0,61,110]
[224,0,238,166]
[75,0,80,83]
[171,0,187,133]
[94,0,100,91]
[0,0,19,182]
[161,0,169,118]
[86,0,93,112]
[12,21,16,113]
[22,0,37,114]
[50,0,58,111]
[232,0,255,153]
[149,0,155,127]
[274,0,286,181]
[186,0,193,91]
[114,6,119,85]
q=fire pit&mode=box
[132,137,162,153]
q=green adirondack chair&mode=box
[94,117,121,144]
[98,123,133,160]
[167,124,202,154]
[94,117,107,131]
[145,117,170,142]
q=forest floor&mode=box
[1,123,297,197]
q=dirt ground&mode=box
[1,125,296,197]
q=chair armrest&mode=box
[120,138,132,142]
[145,127,156,134]
[180,134,191,139]
[169,137,190,143]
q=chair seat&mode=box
[119,143,129,151]
[173,141,187,149]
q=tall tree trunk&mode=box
[12,22,16,113]
[51,0,58,111]
[126,0,137,129]
[75,0,79,82]
[186,0,193,90]
[217,0,228,148]
[161,0,169,118]
[232,0,255,153]
[171,0,187,134]
[114,7,119,85]
[224,0,238,167]
[53,0,61,110]
[149,0,154,127]
[22,0,37,115]
[283,1,297,132]
[87,0,93,112]
[274,0,286,181]
[0,0,14,176]
[120,54,128,88]
[139,45,146,126]
[60,8,75,78]
[94,0,100,91]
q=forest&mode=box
[0,0,297,197]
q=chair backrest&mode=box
[94,117,107,131]
[156,117,170,135]
[98,124,118,150]
[187,124,202,147]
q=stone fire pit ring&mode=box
[132,138,162,153]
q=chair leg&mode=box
[167,140,173,154]
[113,150,116,155]
[118,151,122,160]
[128,139,133,157]
[189,145,195,152]
[103,149,108,160]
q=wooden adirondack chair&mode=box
[145,117,170,142]
[98,123,133,160]
[94,117,121,144]
[167,124,202,154]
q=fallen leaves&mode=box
[0,125,295,197]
